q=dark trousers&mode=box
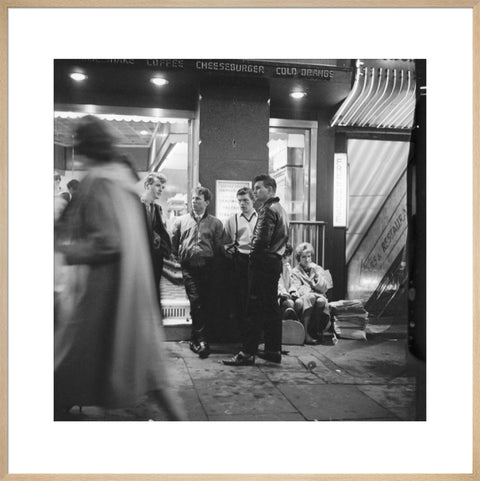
[182,262,213,344]
[242,256,283,355]
[152,253,164,302]
[232,252,250,338]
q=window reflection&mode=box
[268,129,309,221]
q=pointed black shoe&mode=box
[222,352,255,366]
[256,350,282,364]
[189,341,200,354]
[197,341,210,359]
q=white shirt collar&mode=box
[193,210,206,221]
[240,210,257,221]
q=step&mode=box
[162,318,191,341]
[161,299,191,341]
[160,299,190,318]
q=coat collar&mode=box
[262,196,280,208]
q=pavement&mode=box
[59,322,421,422]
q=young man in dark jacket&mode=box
[224,174,289,366]
[141,172,172,301]
[172,186,224,359]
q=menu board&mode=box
[215,180,252,224]
[333,153,349,228]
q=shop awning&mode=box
[330,63,417,130]
[54,110,189,147]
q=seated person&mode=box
[278,244,299,321]
[290,242,333,344]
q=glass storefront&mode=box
[268,119,317,222]
[53,106,195,233]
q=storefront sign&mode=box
[273,66,334,80]
[146,59,185,69]
[74,59,350,83]
[361,203,408,273]
[195,60,265,75]
[215,180,252,223]
[333,153,349,227]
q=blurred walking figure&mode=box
[141,172,172,300]
[54,115,184,420]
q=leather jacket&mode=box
[142,201,172,259]
[171,211,224,267]
[250,196,289,264]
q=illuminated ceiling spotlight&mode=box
[290,90,306,100]
[150,77,169,87]
[140,130,149,135]
[70,72,87,82]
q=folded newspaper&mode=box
[330,299,369,340]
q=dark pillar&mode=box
[408,60,426,420]
[54,144,67,171]
[198,78,270,213]
[316,109,347,301]
[197,78,270,342]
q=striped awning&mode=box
[331,62,417,130]
[345,138,410,263]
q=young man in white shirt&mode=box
[224,187,258,341]
[224,174,289,366]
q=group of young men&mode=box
[141,172,289,366]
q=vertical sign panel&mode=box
[215,180,252,224]
[333,153,348,227]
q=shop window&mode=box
[53,107,196,233]
[156,138,189,233]
[268,120,317,221]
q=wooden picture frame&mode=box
[1,2,478,480]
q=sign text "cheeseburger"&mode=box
[195,61,265,74]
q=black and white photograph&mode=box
[3,4,477,478]
[53,58,426,422]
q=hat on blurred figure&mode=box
[74,115,118,162]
